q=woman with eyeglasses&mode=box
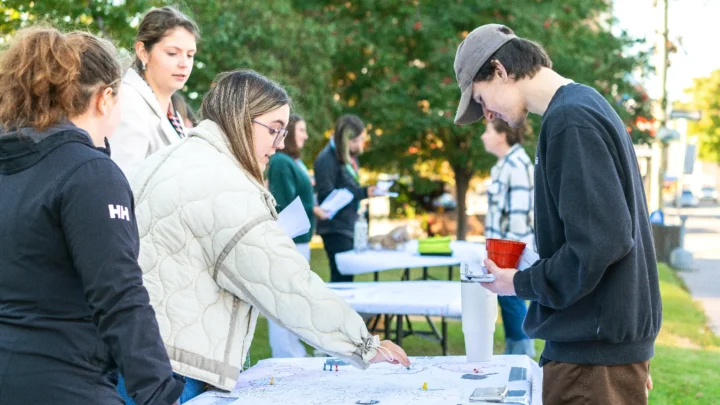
[110,6,199,177]
[0,27,183,405]
[129,70,410,394]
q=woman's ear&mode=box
[96,87,114,117]
[135,41,148,66]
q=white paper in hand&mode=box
[459,250,495,282]
[319,188,354,219]
[518,247,540,271]
[276,197,311,238]
[373,180,398,197]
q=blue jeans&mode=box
[498,295,531,343]
[117,373,206,404]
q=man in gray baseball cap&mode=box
[453,24,516,125]
[453,24,660,405]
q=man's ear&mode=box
[491,60,510,82]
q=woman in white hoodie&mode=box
[130,70,410,393]
[110,6,199,177]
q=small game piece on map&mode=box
[324,358,349,368]
[421,382,428,391]
[461,374,488,380]
[269,377,274,385]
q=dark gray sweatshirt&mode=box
[513,83,662,366]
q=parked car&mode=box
[699,186,719,203]
[679,190,699,207]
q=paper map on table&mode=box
[186,355,542,405]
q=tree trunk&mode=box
[453,165,472,241]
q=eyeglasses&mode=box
[252,119,288,147]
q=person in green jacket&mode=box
[266,113,328,358]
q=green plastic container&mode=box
[417,236,453,256]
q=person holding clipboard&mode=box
[314,114,377,282]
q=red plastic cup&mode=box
[486,238,526,268]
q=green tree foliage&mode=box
[181,0,338,157]
[297,0,652,239]
[680,70,720,162]
[0,0,339,160]
[2,0,652,238]
[0,0,155,46]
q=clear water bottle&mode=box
[353,208,368,253]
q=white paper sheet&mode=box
[276,197,311,238]
[373,180,398,197]
[518,247,540,271]
[319,188,354,219]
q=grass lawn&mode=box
[248,247,720,404]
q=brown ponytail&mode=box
[0,27,123,131]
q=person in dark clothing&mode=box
[0,27,183,405]
[453,24,661,404]
[314,115,376,282]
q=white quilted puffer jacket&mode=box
[130,119,379,391]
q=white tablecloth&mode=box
[185,355,543,405]
[336,240,540,276]
[327,281,462,318]
[335,240,484,276]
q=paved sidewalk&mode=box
[667,208,720,335]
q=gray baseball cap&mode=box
[453,24,516,125]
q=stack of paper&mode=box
[319,188,355,219]
[276,197,311,238]
[373,180,398,197]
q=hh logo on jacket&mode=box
[108,204,130,221]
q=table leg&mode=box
[405,315,414,334]
[402,268,410,281]
[422,267,428,280]
[448,265,454,280]
[425,315,441,340]
[441,317,448,356]
[374,271,379,282]
[396,314,404,346]
[384,314,391,340]
[367,315,380,334]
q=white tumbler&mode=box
[461,275,498,362]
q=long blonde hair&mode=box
[199,70,290,184]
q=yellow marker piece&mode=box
[270,377,274,385]
[421,382,427,391]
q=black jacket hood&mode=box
[0,123,110,174]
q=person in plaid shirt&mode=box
[482,119,535,356]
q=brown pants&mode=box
[542,361,650,405]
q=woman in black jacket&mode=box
[0,27,183,405]
[314,114,376,282]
